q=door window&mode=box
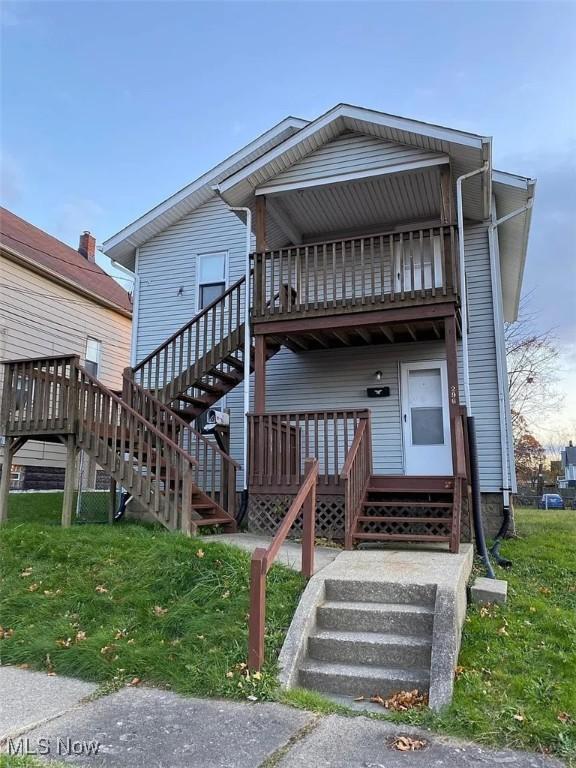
[408,368,444,445]
[394,235,443,292]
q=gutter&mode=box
[488,190,535,510]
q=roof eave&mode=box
[102,116,309,264]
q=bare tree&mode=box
[505,293,564,434]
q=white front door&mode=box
[400,361,452,476]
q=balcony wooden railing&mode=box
[341,417,373,549]
[252,224,458,321]
[1,355,79,437]
[248,409,370,490]
[248,458,318,671]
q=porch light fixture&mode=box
[375,370,383,382]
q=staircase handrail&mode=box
[341,414,372,549]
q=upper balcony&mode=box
[251,223,459,326]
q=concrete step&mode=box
[298,659,430,698]
[317,601,434,636]
[308,629,432,668]
[324,579,436,606]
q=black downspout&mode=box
[467,415,496,579]
[490,502,513,568]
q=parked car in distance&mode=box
[538,493,565,510]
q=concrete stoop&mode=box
[278,546,473,711]
[298,579,434,699]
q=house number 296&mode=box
[450,385,458,405]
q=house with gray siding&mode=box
[98,103,535,547]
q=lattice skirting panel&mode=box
[248,493,345,539]
[360,504,453,538]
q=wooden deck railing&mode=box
[1,355,80,437]
[248,409,370,489]
[123,376,239,516]
[252,224,458,321]
[131,275,246,401]
[248,457,318,671]
[450,405,470,552]
[341,416,373,549]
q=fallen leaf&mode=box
[514,713,525,722]
[56,638,72,648]
[221,590,230,599]
[0,627,14,640]
[387,735,428,752]
[20,567,33,577]
[497,626,509,636]
[226,671,234,678]
[538,586,551,596]
[114,629,128,639]
[75,631,87,642]
[195,549,205,558]
[129,677,141,686]
[557,712,572,724]
[27,583,40,592]
[95,585,108,594]
[153,606,168,617]
[455,665,466,678]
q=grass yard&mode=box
[285,508,576,764]
[0,493,305,700]
[1,498,575,764]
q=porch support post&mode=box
[62,434,78,528]
[108,478,117,525]
[255,195,267,252]
[444,314,460,465]
[254,335,267,413]
[440,165,455,225]
[0,436,18,524]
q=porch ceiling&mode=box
[266,166,442,247]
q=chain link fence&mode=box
[75,451,121,523]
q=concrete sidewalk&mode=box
[0,667,564,767]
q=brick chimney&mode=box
[78,231,96,262]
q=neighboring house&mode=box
[0,207,132,490]
[100,104,535,541]
[1,104,535,548]
[558,442,576,488]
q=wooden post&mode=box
[440,165,455,225]
[109,478,117,525]
[445,314,460,472]
[62,434,78,528]
[0,436,16,523]
[255,195,267,252]
[248,547,267,671]
[181,465,194,536]
[254,335,267,413]
[301,458,316,578]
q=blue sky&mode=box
[1,0,575,434]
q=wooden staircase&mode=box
[0,356,238,534]
[351,475,461,552]
[128,275,279,422]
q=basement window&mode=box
[198,252,226,309]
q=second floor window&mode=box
[198,252,226,309]
[85,337,101,377]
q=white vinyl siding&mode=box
[261,132,446,193]
[133,210,503,492]
[136,197,251,362]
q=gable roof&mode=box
[0,207,132,315]
[103,116,308,267]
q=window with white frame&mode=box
[198,252,226,309]
[85,337,101,377]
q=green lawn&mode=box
[0,492,305,700]
[1,498,574,764]
[285,508,576,764]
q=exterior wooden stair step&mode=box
[222,355,244,371]
[193,517,234,526]
[362,500,452,508]
[175,394,212,408]
[352,532,451,542]
[209,368,242,385]
[194,381,227,396]
[366,487,453,495]
[357,516,451,524]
